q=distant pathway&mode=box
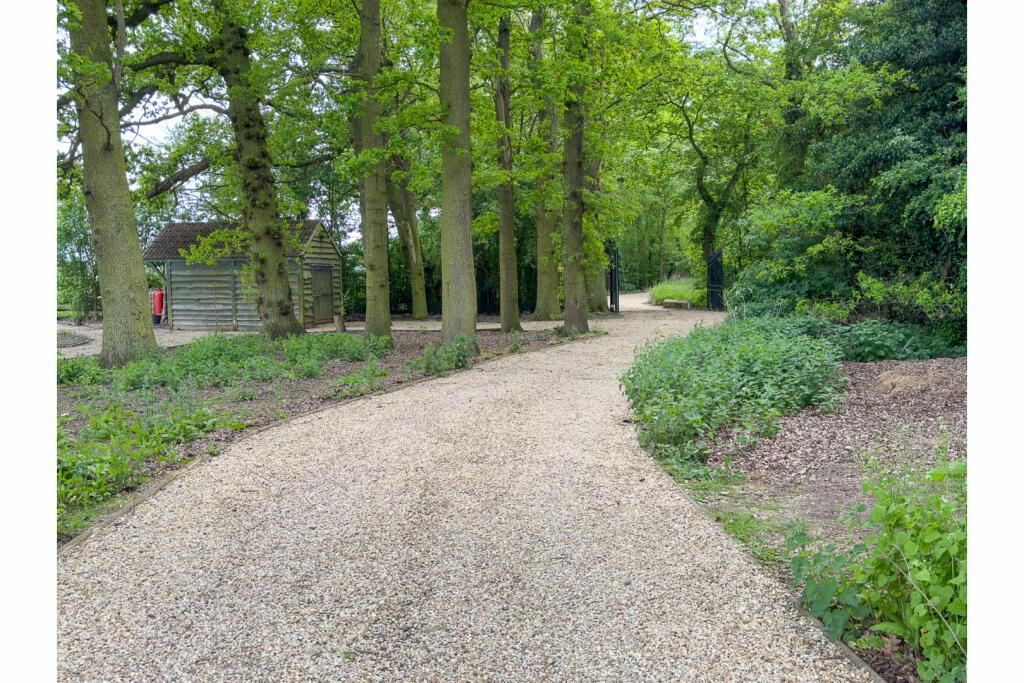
[58,295,875,682]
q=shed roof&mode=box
[143,220,326,261]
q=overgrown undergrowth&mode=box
[620,317,845,461]
[621,314,966,682]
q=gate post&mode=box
[707,250,725,311]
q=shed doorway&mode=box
[311,266,335,323]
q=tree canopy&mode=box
[57,0,967,352]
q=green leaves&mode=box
[789,454,966,682]
[620,317,844,461]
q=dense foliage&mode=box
[56,0,965,335]
[790,451,966,682]
[620,317,845,460]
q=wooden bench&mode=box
[662,299,692,309]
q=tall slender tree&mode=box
[529,10,561,320]
[494,15,521,333]
[385,152,428,320]
[355,0,392,338]
[437,0,477,345]
[560,0,591,333]
[67,0,158,367]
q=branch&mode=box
[674,95,708,164]
[126,102,228,127]
[720,22,777,89]
[146,156,212,198]
[119,84,159,117]
[130,50,211,71]
[57,91,75,113]
[115,0,178,29]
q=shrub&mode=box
[789,451,966,683]
[650,279,708,307]
[408,336,474,377]
[830,320,964,362]
[620,317,845,460]
[57,357,109,386]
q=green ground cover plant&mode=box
[58,332,390,391]
[57,399,238,537]
[407,336,474,377]
[332,357,389,398]
[649,278,707,307]
[788,449,966,683]
[620,317,845,460]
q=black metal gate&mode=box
[707,250,725,311]
[607,242,621,313]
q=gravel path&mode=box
[58,296,875,682]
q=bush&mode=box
[829,320,965,362]
[736,316,966,362]
[620,317,845,460]
[408,336,474,377]
[650,279,708,307]
[789,451,966,682]
[57,357,109,386]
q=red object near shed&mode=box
[152,288,165,324]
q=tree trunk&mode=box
[658,203,666,281]
[529,10,561,320]
[699,202,724,264]
[69,0,157,367]
[355,0,392,338]
[215,13,303,339]
[584,152,607,313]
[560,0,590,334]
[437,0,477,346]
[495,16,521,333]
[385,153,428,320]
[587,267,607,313]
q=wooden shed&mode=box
[143,220,343,331]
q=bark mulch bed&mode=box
[698,356,966,683]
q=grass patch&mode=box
[711,508,785,565]
[650,278,707,307]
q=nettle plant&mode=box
[789,449,966,683]
[620,317,845,461]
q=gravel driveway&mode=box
[58,297,875,682]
